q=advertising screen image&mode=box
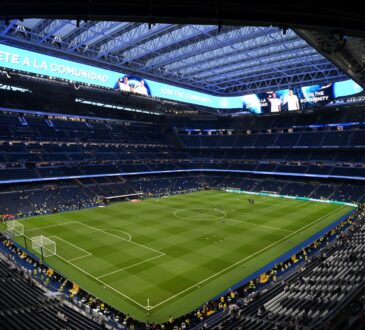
[0,43,363,112]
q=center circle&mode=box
[174,208,226,221]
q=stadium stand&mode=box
[1,110,365,185]
[1,174,364,219]
[209,205,365,330]
[0,9,365,329]
[173,116,365,179]
[0,104,364,330]
[0,256,104,330]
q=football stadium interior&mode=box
[1,2,365,329]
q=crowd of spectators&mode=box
[0,174,363,222]
[213,203,365,330]
[0,213,15,221]
[1,110,365,187]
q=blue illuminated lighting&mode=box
[0,169,364,186]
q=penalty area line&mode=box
[100,229,132,242]
[97,253,166,280]
[74,221,163,255]
[24,221,79,232]
[224,217,294,233]
[55,254,148,310]
[68,255,92,262]
[48,235,92,260]
[149,205,346,310]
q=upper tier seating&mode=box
[0,110,364,182]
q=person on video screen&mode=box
[118,76,131,92]
[134,79,148,96]
[267,92,281,112]
[284,89,300,111]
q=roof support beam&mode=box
[295,29,365,89]
[62,20,99,44]
[68,21,125,51]
[217,69,346,94]
[174,31,301,75]
[201,53,325,83]
[122,24,219,64]
[37,19,70,44]
[94,24,176,59]
[144,26,279,70]
[224,77,343,95]
[182,41,312,79]
[0,19,18,36]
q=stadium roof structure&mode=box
[0,19,351,96]
[1,1,365,99]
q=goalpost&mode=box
[100,192,144,204]
[31,235,56,261]
[5,220,24,237]
[261,190,278,195]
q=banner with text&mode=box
[0,44,362,111]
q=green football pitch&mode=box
[5,190,355,323]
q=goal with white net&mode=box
[100,192,144,204]
[5,221,24,237]
[261,191,278,195]
[31,235,56,258]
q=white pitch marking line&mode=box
[148,199,293,232]
[68,255,92,262]
[147,200,226,220]
[22,226,152,310]
[149,205,346,310]
[101,229,132,242]
[54,253,148,310]
[224,217,294,233]
[173,208,227,221]
[97,253,166,280]
[19,200,349,312]
[24,221,78,232]
[74,221,164,256]
[48,236,92,261]
[295,201,311,208]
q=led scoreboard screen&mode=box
[0,43,362,112]
[241,80,363,114]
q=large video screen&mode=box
[0,43,363,111]
[241,80,363,114]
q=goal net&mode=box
[6,221,24,237]
[261,190,278,195]
[31,235,56,257]
[100,192,144,204]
